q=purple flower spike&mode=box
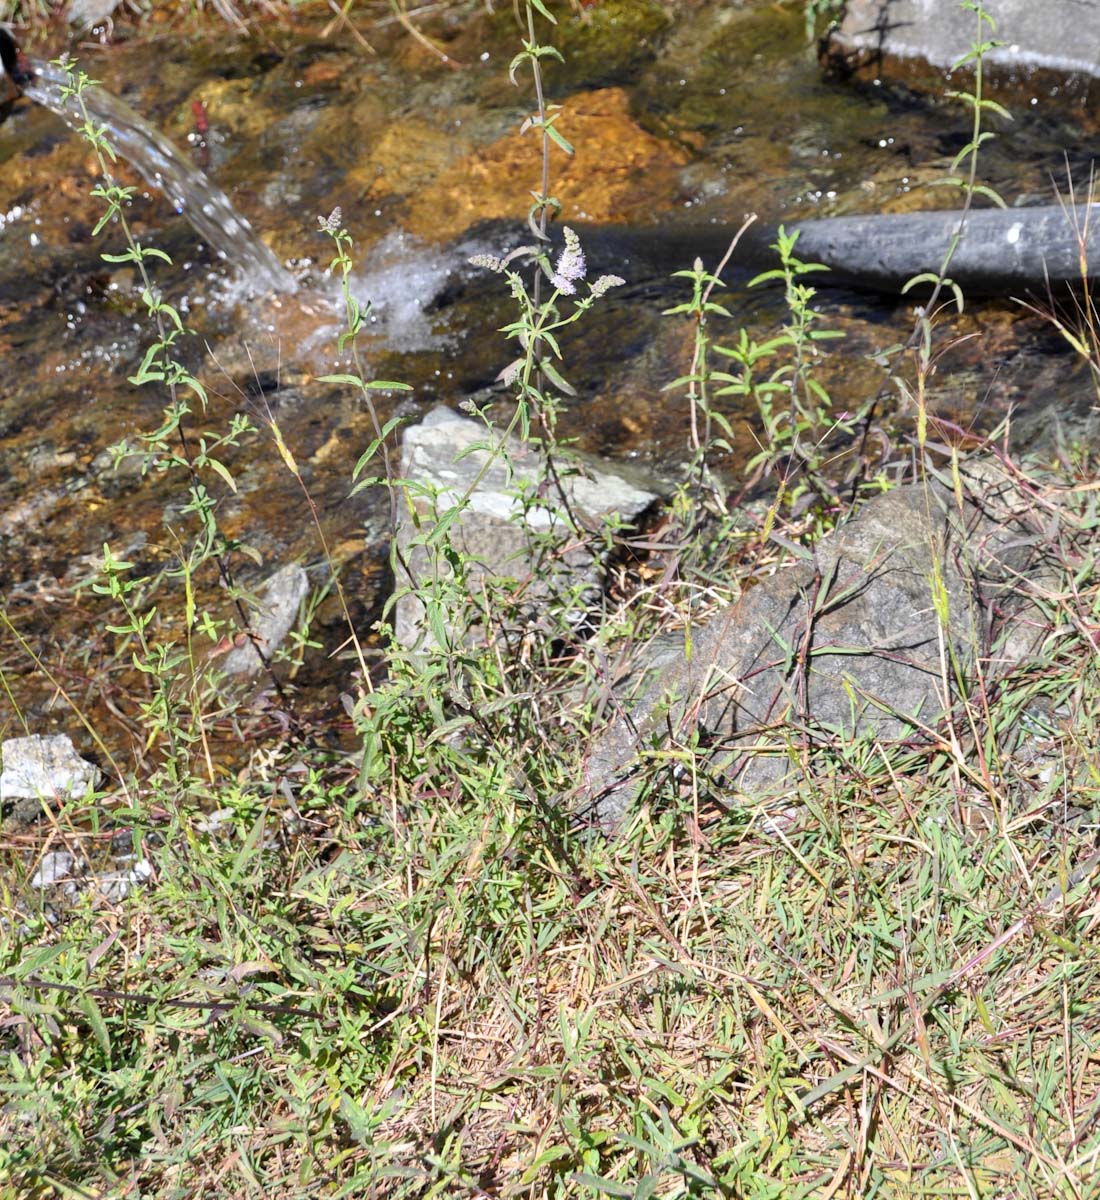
[551,227,586,294]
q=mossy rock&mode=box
[488,0,672,95]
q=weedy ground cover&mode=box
[0,2,1098,1197]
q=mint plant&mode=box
[59,58,300,763]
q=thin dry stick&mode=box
[388,0,461,67]
[322,0,377,54]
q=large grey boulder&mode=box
[826,0,1100,82]
[393,406,657,652]
[580,473,1041,832]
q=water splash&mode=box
[346,229,468,353]
[22,58,298,295]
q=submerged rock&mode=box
[221,563,310,676]
[581,471,1044,832]
[393,405,657,652]
[551,0,673,92]
[399,88,690,242]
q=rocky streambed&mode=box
[1,0,1099,836]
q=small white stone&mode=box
[1,734,101,804]
[30,850,75,890]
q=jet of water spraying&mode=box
[15,51,298,296]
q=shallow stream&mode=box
[1,0,1097,758]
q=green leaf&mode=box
[128,343,166,386]
[635,1176,660,1200]
[539,357,576,396]
[508,50,529,86]
[544,123,575,156]
[749,268,787,287]
[425,505,465,546]
[528,0,558,23]
[317,373,364,387]
[980,98,1013,120]
[92,213,120,237]
[970,184,1007,208]
[206,458,238,494]
[950,132,996,171]
[806,377,832,405]
[352,415,406,479]
[78,993,112,1057]
[522,1144,574,1182]
[428,600,450,650]
[645,1076,687,1107]
[16,942,68,977]
[901,271,946,294]
[237,1013,284,1044]
[339,1091,375,1145]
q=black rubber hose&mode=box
[740,205,1100,295]
[592,205,1098,296]
[535,207,1100,298]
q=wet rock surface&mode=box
[581,468,1049,832]
[827,0,1100,95]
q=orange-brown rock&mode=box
[373,87,689,242]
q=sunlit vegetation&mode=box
[2,2,1099,1197]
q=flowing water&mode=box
[1,0,1099,758]
[22,58,299,295]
